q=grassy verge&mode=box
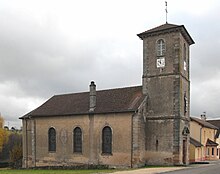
[0,169,117,174]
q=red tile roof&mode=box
[20,86,144,118]
[137,23,195,45]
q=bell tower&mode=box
[137,23,194,165]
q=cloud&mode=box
[1,0,220,127]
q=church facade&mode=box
[20,23,194,168]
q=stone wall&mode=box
[22,112,133,168]
[142,31,190,165]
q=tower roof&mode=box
[137,23,195,45]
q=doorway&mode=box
[182,139,187,164]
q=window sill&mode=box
[73,152,83,155]
[157,55,165,58]
[101,153,113,156]
[48,151,56,153]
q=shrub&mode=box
[9,143,22,168]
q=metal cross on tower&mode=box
[165,1,168,23]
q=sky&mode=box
[0,0,220,128]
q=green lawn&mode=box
[0,169,117,174]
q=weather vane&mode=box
[165,1,168,23]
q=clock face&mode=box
[156,57,165,68]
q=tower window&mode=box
[48,127,56,152]
[156,140,159,151]
[102,126,112,154]
[184,92,188,115]
[157,39,165,56]
[183,43,187,61]
[73,127,82,153]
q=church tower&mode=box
[137,23,194,165]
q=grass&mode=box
[0,169,117,174]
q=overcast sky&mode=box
[1,0,220,128]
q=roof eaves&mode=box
[137,24,194,45]
[21,110,137,119]
[206,139,218,147]
[137,25,180,39]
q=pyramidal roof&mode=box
[140,23,180,34]
[137,23,195,45]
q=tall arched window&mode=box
[102,126,112,154]
[184,92,188,115]
[183,43,187,61]
[48,127,56,152]
[73,127,82,153]
[157,39,165,56]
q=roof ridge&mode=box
[54,85,142,97]
[97,85,142,93]
[191,117,218,129]
[207,118,220,121]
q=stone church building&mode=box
[20,23,194,168]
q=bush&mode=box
[0,133,22,168]
[9,143,22,168]
[0,161,9,168]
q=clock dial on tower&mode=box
[156,57,165,68]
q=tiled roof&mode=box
[20,86,144,118]
[137,23,195,45]
[139,23,179,34]
[207,119,220,127]
[190,117,218,129]
[190,137,203,147]
[206,138,218,147]
[207,119,220,138]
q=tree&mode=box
[0,133,22,163]
[0,115,8,152]
[0,115,3,128]
[0,128,8,152]
[10,143,22,168]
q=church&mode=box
[20,23,194,168]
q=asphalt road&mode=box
[163,160,220,174]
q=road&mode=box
[111,160,220,174]
[163,160,220,174]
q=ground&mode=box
[0,167,183,174]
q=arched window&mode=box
[48,127,56,152]
[183,43,187,61]
[102,126,112,154]
[184,92,188,115]
[157,39,165,56]
[73,127,82,153]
